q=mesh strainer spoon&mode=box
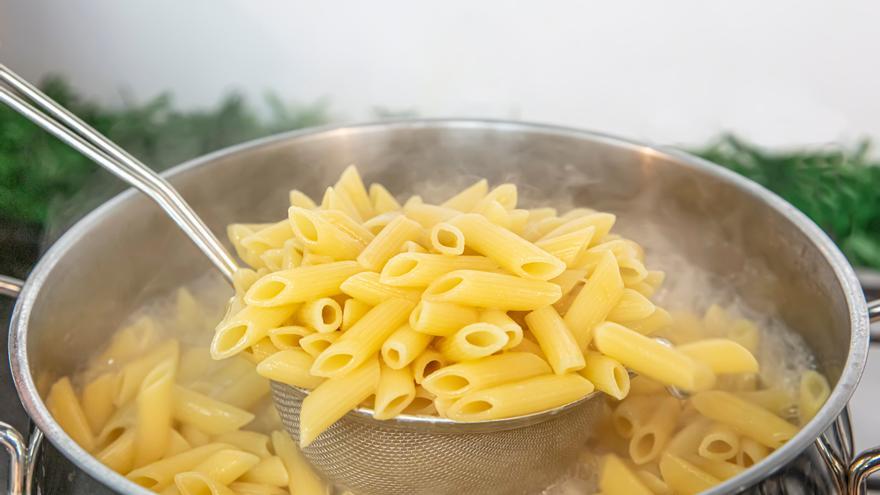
[0,64,679,495]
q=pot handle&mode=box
[0,275,40,495]
[847,299,880,495]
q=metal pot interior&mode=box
[11,120,868,494]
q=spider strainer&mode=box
[271,382,605,495]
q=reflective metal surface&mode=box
[5,120,873,494]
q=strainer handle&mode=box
[846,298,880,495]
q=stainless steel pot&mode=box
[2,119,880,494]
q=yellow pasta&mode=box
[174,471,236,495]
[424,270,562,310]
[534,227,595,267]
[289,189,316,209]
[579,352,630,400]
[430,222,466,255]
[271,430,329,495]
[47,376,97,452]
[126,443,230,491]
[799,370,830,425]
[81,372,117,434]
[659,452,720,495]
[256,349,324,389]
[593,322,716,392]
[437,322,509,362]
[408,300,479,337]
[598,454,653,495]
[380,253,497,287]
[134,358,176,467]
[404,200,460,228]
[240,456,289,486]
[96,429,136,473]
[421,352,551,398]
[341,298,372,331]
[289,206,365,259]
[173,386,255,435]
[441,178,488,211]
[241,221,295,261]
[697,423,740,461]
[266,326,313,350]
[245,261,365,307]
[473,199,512,229]
[229,483,287,495]
[677,339,759,374]
[295,298,342,333]
[691,391,799,448]
[213,431,272,458]
[611,396,657,439]
[321,186,363,221]
[629,396,680,464]
[190,448,260,484]
[363,211,401,235]
[339,271,421,306]
[404,386,438,415]
[449,213,565,280]
[684,455,745,480]
[625,307,673,336]
[726,318,760,353]
[357,215,424,271]
[541,212,616,243]
[563,251,624,349]
[299,332,341,358]
[381,324,433,369]
[374,363,416,420]
[524,306,585,375]
[300,356,380,446]
[211,305,297,359]
[334,165,374,220]
[412,350,448,384]
[446,373,593,421]
[228,224,267,268]
[474,183,517,211]
[607,288,656,323]
[481,309,523,349]
[736,388,797,417]
[736,437,770,467]
[311,298,414,377]
[115,339,180,406]
[369,182,401,214]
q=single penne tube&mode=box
[509,336,547,360]
[735,388,797,417]
[115,339,180,406]
[607,288,656,323]
[598,454,654,495]
[481,309,523,349]
[89,316,159,371]
[357,215,424,271]
[318,209,376,247]
[628,396,680,464]
[593,322,716,392]
[677,339,759,374]
[340,271,421,306]
[421,352,551,398]
[373,363,417,420]
[321,186,363,221]
[289,189,317,209]
[636,470,670,495]
[409,300,479,337]
[579,352,630,400]
[412,350,448,384]
[228,224,267,268]
[666,417,712,456]
[473,199,512,230]
[524,306,585,375]
[214,431,273,458]
[551,268,588,296]
[240,456,289,486]
[697,423,740,461]
[174,471,237,495]
[256,349,324,389]
[380,252,498,287]
[295,298,343,333]
[563,251,624,349]
[691,390,799,449]
[725,318,760,353]
[618,256,648,286]
[133,358,176,467]
[507,209,530,235]
[289,206,364,259]
[683,455,745,481]
[541,212,616,244]
[242,221,295,258]
[300,356,380,446]
[430,222,466,255]
[448,213,565,280]
[526,207,557,224]
[245,261,365,307]
[611,396,657,439]
[799,370,831,425]
[243,339,281,365]
[311,299,415,377]
[299,332,340,358]
[126,443,230,491]
[404,201,460,228]
[271,430,329,495]
[47,376,96,452]
[179,424,212,448]
[624,307,673,336]
[95,428,136,474]
[400,240,427,253]
[334,165,374,220]
[473,183,517,211]
[659,453,720,495]
[364,211,402,235]
[401,386,437,415]
[81,372,117,434]
[173,386,255,435]
[191,448,261,484]
[267,326,314,350]
[446,373,594,421]
[436,322,509,362]
[423,270,562,310]
[381,325,434,369]
[535,227,595,267]
[441,178,488,211]
[211,305,297,359]
[522,216,566,242]
[342,298,372,331]
[737,437,770,467]
[370,183,401,214]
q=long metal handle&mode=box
[0,276,32,495]
[0,64,237,284]
[847,298,880,494]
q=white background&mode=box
[2,0,880,460]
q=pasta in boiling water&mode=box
[47,166,830,494]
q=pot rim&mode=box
[9,118,869,494]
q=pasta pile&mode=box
[46,166,833,495]
[45,289,329,495]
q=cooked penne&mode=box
[95,428,136,473]
[624,307,673,336]
[412,350,448,384]
[381,325,433,369]
[437,323,509,362]
[334,165,374,220]
[424,270,562,310]
[342,298,372,331]
[446,373,594,421]
[245,261,365,307]
[271,430,329,495]
[374,363,417,420]
[659,452,720,495]
[430,222,466,255]
[321,186,363,222]
[540,212,616,243]
[579,352,630,400]
[677,339,759,375]
[267,326,313,350]
[611,396,657,439]
[81,372,117,434]
[173,386,255,435]
[618,256,648,286]
[448,213,565,280]
[799,370,830,425]
[240,456,289,486]
[380,253,497,287]
[509,336,547,360]
[607,288,656,323]
[400,240,427,253]
[339,271,421,306]
[213,431,272,458]
[421,352,551,398]
[126,443,229,491]
[256,349,324,389]
[311,298,414,377]
[736,437,770,467]
[228,224,267,268]
[551,268,588,297]
[295,298,342,333]
[691,391,799,448]
[481,309,523,349]
[289,206,364,259]
[299,332,340,358]
[47,376,97,452]
[241,221,295,260]
[133,358,176,467]
[409,301,480,337]
[190,448,260,484]
[684,455,745,481]
[534,227,595,267]
[593,322,716,392]
[473,199,512,229]
[404,201,460,228]
[697,423,740,461]
[563,251,624,349]
[629,396,680,464]
[599,454,653,495]
[115,339,180,406]
[735,388,797,418]
[441,179,488,211]
[357,215,424,271]
[474,183,517,211]
[363,212,402,236]
[300,356,380,446]
[369,183,401,215]
[524,306,585,374]
[289,189,317,209]
[211,305,297,359]
[229,482,288,495]
[174,471,237,495]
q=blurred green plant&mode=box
[0,76,329,224]
[693,135,880,269]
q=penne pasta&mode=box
[409,300,479,337]
[563,251,624,350]
[677,339,759,374]
[341,298,372,331]
[299,332,341,358]
[412,350,447,385]
[190,448,260,484]
[404,201,460,229]
[534,227,595,267]
[421,352,551,398]
[446,373,594,421]
[295,298,342,333]
[380,253,497,288]
[441,179,488,211]
[628,396,680,464]
[481,309,523,349]
[267,325,313,350]
[115,339,180,406]
[289,206,365,259]
[96,428,136,473]
[599,454,653,495]
[611,396,656,439]
[607,288,656,323]
[437,323,509,362]
[340,271,421,306]
[381,325,433,369]
[659,452,720,495]
[373,363,417,420]
[524,306,585,375]
[245,261,365,307]
[474,183,517,211]
[691,391,799,448]
[174,471,237,495]
[697,423,740,461]
[173,386,255,435]
[430,222,466,255]
[240,456,289,486]
[321,186,363,222]
[229,482,288,495]
[289,189,317,209]
[334,165,374,220]
[133,358,176,467]
[579,352,630,400]
[271,430,329,495]
[211,305,297,359]
[48,376,97,453]
[126,443,230,491]
[81,372,117,434]
[736,437,770,467]
[357,215,424,271]
[424,270,562,310]
[799,370,830,425]
[541,212,616,243]
[213,431,273,458]
[256,349,324,389]
[684,455,745,481]
[369,183,401,215]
